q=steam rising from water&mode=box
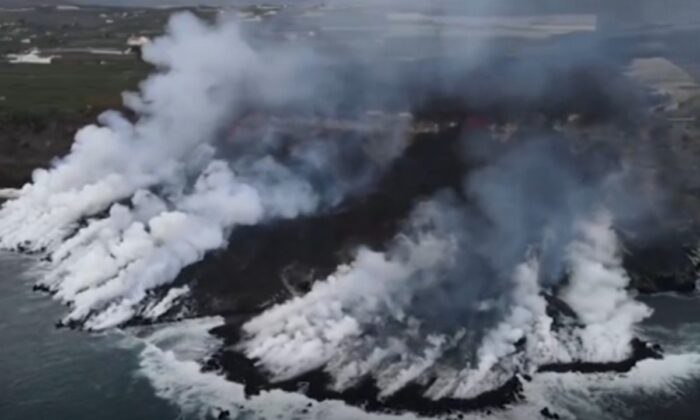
[562,214,652,361]
[239,201,651,400]
[132,317,700,420]
[0,7,695,418]
[0,13,397,329]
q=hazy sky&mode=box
[71,0,252,5]
[4,0,699,24]
[71,0,307,5]
[0,0,266,6]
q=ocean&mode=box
[0,252,180,420]
[2,250,700,420]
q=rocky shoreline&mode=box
[203,335,662,418]
[9,82,696,415]
[2,9,700,417]
[7,92,697,417]
[179,103,690,415]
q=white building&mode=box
[6,49,57,64]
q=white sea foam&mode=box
[130,316,700,420]
[130,317,432,420]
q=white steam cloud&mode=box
[561,211,653,362]
[240,197,652,400]
[0,5,669,413]
[238,128,657,400]
[0,13,390,329]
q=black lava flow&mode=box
[185,97,669,416]
[28,61,696,415]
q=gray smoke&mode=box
[0,1,674,406]
[0,12,407,329]
[240,134,653,399]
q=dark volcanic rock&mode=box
[202,280,662,417]
[540,407,561,419]
[210,335,660,416]
[179,121,467,319]
[175,93,678,415]
[538,338,663,374]
[543,293,584,331]
[213,347,524,417]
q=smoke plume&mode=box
[0,13,402,329]
[239,135,653,400]
[0,4,671,412]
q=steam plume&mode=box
[0,5,666,411]
[239,136,653,399]
[0,13,398,329]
